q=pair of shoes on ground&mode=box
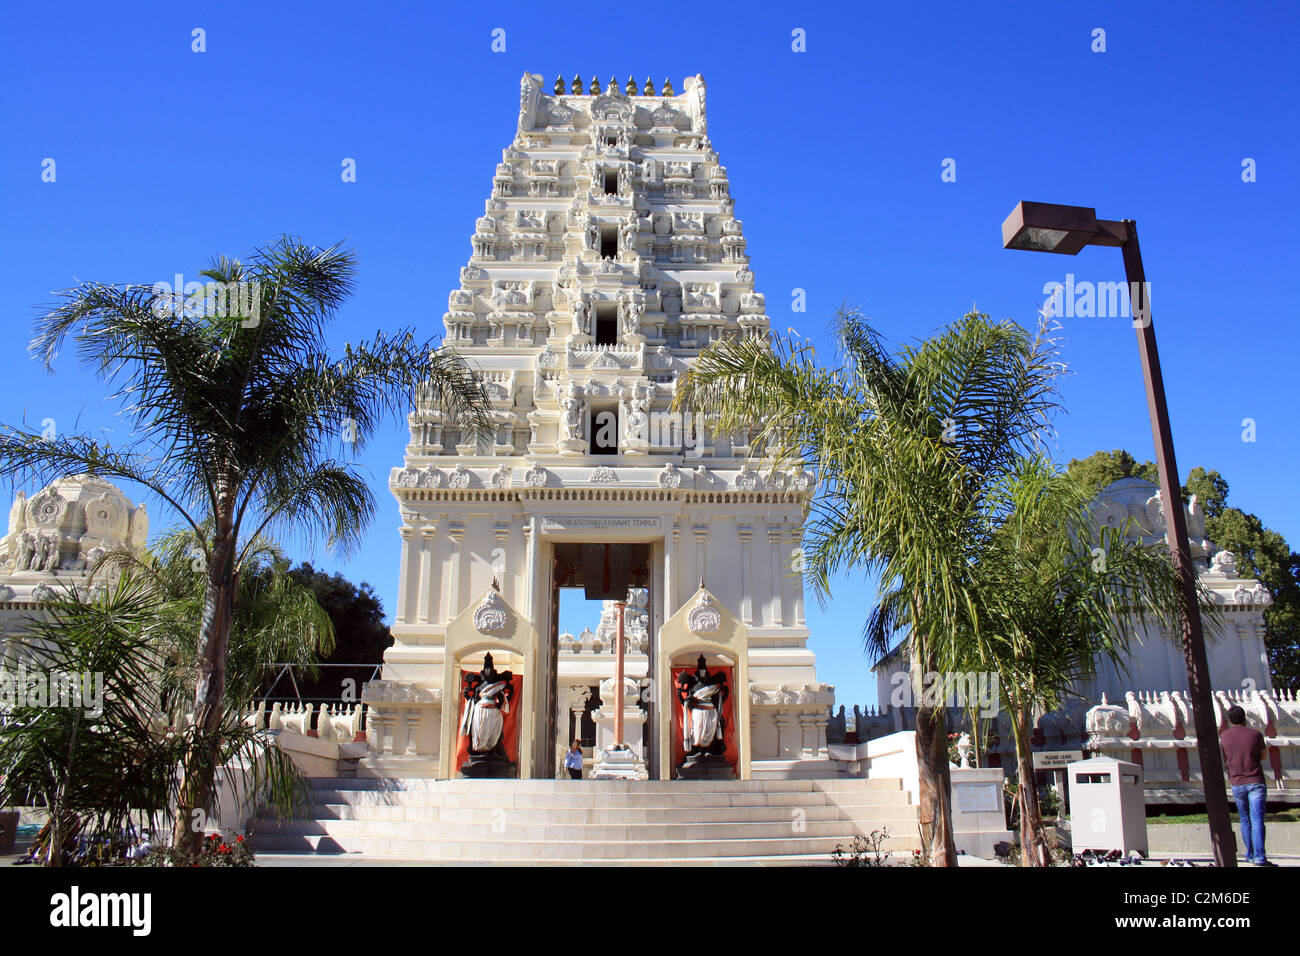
[1251,858,1278,867]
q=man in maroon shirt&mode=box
[1220,705,1273,866]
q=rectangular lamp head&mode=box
[1002,201,1100,255]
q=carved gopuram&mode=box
[362,73,835,781]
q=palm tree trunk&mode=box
[1012,703,1049,866]
[909,621,958,867]
[915,704,958,865]
[45,708,83,867]
[171,524,236,851]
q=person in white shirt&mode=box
[565,740,584,779]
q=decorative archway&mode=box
[440,582,539,778]
[655,586,751,780]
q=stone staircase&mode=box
[250,777,919,863]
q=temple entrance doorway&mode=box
[543,542,653,778]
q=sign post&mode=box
[1034,751,1084,815]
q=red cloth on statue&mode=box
[454,672,523,774]
[670,665,737,770]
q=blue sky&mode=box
[2,2,1296,710]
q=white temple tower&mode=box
[366,73,835,780]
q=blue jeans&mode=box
[1231,783,1267,863]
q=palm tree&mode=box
[0,572,308,865]
[0,237,493,849]
[676,310,1063,866]
[104,528,336,716]
[964,455,1206,865]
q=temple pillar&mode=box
[693,522,708,588]
[665,519,678,618]
[767,524,783,626]
[738,522,753,625]
[524,515,539,626]
[396,525,414,624]
[447,522,465,621]
[812,711,830,757]
[775,711,798,759]
[370,711,388,755]
[417,522,435,624]
[798,713,818,758]
[405,711,420,755]
[788,528,805,626]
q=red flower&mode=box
[235,835,244,843]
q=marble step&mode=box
[306,803,903,824]
[255,777,919,861]
[252,817,917,842]
[248,832,921,860]
[299,789,910,810]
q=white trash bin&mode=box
[1067,756,1147,856]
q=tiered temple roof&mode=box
[404,72,775,470]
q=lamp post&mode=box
[1002,201,1236,867]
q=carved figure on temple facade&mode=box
[676,655,730,777]
[1187,493,1206,539]
[561,382,584,440]
[571,292,590,334]
[16,532,35,571]
[621,300,644,337]
[32,535,51,572]
[619,214,638,251]
[459,653,517,777]
[42,536,61,572]
[1143,492,1165,533]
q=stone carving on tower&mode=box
[1,475,146,582]
[395,70,770,469]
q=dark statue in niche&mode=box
[459,653,517,778]
[675,654,731,779]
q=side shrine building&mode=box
[361,73,835,782]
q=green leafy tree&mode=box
[281,562,393,705]
[1064,448,1158,491]
[0,237,494,850]
[1184,466,1229,519]
[677,309,1063,866]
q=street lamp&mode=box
[1002,200,1236,868]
